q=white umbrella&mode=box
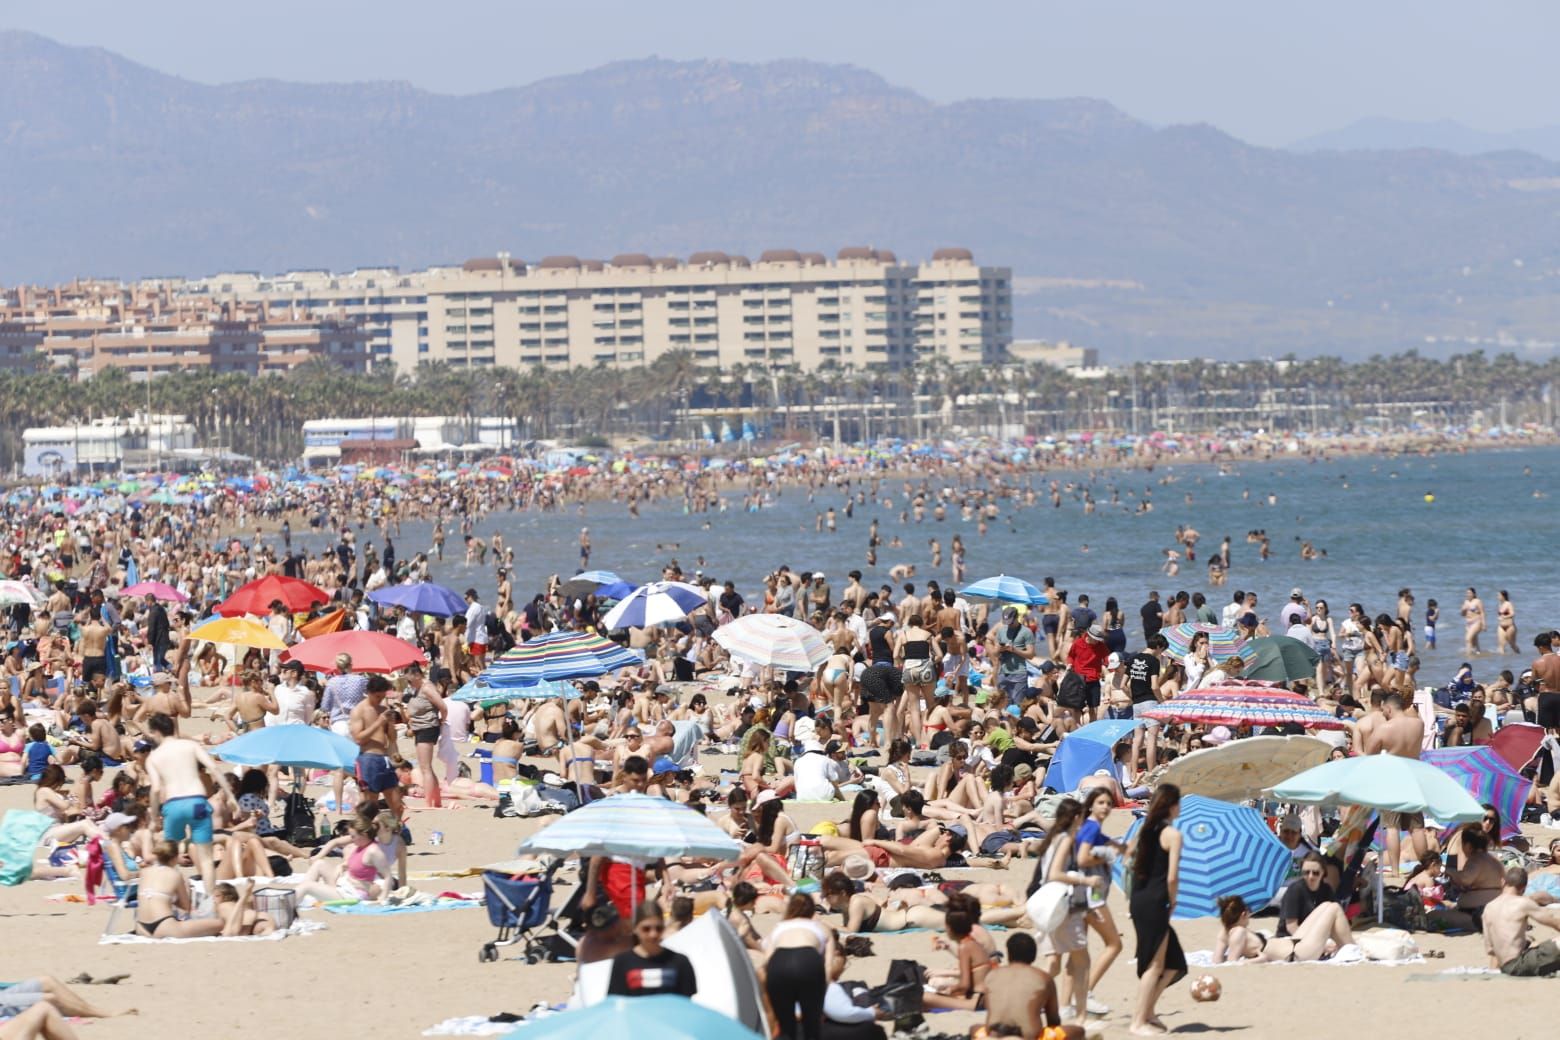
[601,581,708,631]
[518,792,741,861]
[1159,735,1333,803]
[713,613,831,671]
[0,580,45,607]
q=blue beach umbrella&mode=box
[1116,795,1290,918]
[367,581,467,617]
[573,570,625,586]
[960,574,1048,605]
[451,678,575,703]
[601,581,708,630]
[1267,752,1484,824]
[211,724,360,770]
[503,996,762,1040]
[1047,718,1143,793]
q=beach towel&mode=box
[421,1016,521,1036]
[324,895,482,915]
[99,920,325,945]
[1185,943,1423,967]
[0,810,55,886]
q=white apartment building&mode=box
[172,247,1010,373]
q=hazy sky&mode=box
[7,1,1560,145]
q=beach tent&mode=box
[1047,718,1142,793]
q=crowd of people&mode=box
[4,449,1560,1040]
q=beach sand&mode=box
[2,710,1555,1039]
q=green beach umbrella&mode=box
[1240,635,1321,683]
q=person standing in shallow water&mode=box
[1496,590,1517,655]
[1462,587,1486,655]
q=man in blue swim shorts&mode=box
[145,712,239,887]
[350,675,407,818]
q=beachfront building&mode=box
[0,283,372,378]
[300,415,520,466]
[20,412,196,476]
[174,247,1011,373]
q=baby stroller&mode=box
[478,860,579,964]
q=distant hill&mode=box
[6,30,1560,360]
[1293,117,1560,161]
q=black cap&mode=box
[825,739,844,755]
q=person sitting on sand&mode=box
[134,840,251,938]
[982,932,1085,1040]
[1483,866,1560,976]
[1214,894,1355,963]
[295,819,390,903]
[211,882,276,936]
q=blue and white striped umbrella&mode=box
[451,678,575,703]
[574,570,625,586]
[1115,795,1289,919]
[959,574,1048,605]
[517,792,742,862]
[483,630,643,685]
[601,581,708,631]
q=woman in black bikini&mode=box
[134,840,229,938]
[1214,894,1355,963]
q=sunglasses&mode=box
[1300,869,1323,878]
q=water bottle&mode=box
[317,812,331,840]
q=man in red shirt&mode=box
[1061,623,1110,725]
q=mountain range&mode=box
[1294,117,1560,161]
[5,29,1560,360]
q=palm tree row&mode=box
[1,348,1556,469]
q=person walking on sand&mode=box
[1128,784,1187,1037]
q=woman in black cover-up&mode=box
[1128,783,1187,1036]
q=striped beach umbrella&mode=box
[1162,622,1247,662]
[1141,680,1349,730]
[1421,745,1527,840]
[713,614,831,671]
[1115,795,1290,918]
[601,581,708,631]
[451,677,576,703]
[959,574,1048,605]
[517,792,741,862]
[485,630,641,684]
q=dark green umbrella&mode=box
[1240,635,1320,683]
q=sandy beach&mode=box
[2,699,1555,1040]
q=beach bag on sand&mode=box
[1356,928,1419,961]
[1379,887,1428,932]
[877,959,924,1016]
